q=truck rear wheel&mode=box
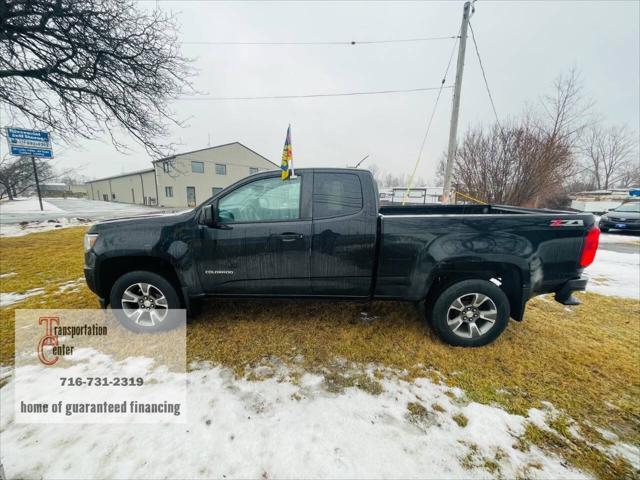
[430,279,510,347]
[110,271,182,332]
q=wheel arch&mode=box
[97,256,184,308]
[423,261,526,321]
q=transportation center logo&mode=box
[36,316,106,365]
[37,316,60,366]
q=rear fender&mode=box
[423,261,528,321]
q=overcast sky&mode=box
[6,0,640,183]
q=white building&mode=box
[569,188,639,214]
[390,187,443,204]
[86,142,277,208]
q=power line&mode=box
[181,35,458,46]
[402,30,460,203]
[468,21,503,133]
[178,85,454,101]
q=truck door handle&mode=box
[279,233,304,242]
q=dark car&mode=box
[84,168,599,347]
[598,201,640,232]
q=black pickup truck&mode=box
[84,168,600,346]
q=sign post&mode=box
[31,156,43,211]
[4,127,53,211]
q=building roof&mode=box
[151,142,277,167]
[85,142,276,185]
[85,168,154,184]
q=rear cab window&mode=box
[313,173,363,219]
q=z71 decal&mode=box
[550,219,584,227]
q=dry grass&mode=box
[517,423,635,479]
[452,413,469,428]
[1,227,639,479]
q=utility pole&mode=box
[442,0,473,204]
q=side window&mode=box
[215,164,227,175]
[218,177,301,223]
[313,173,362,219]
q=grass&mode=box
[1,227,639,479]
[517,423,635,480]
[452,413,469,428]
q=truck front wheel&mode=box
[430,279,510,347]
[110,271,182,332]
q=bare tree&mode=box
[0,0,193,155]
[442,70,590,207]
[580,124,638,189]
[618,163,640,188]
[371,168,425,188]
[0,155,54,199]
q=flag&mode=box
[280,125,293,180]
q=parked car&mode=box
[84,168,599,347]
[598,201,640,232]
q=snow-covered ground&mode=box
[0,197,63,213]
[0,197,180,228]
[0,216,93,237]
[0,196,187,236]
[585,232,640,299]
[0,357,591,480]
[598,232,640,244]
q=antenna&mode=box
[354,155,369,168]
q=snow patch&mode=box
[0,360,589,480]
[607,442,640,470]
[0,197,63,213]
[0,217,92,237]
[57,277,86,293]
[598,233,640,245]
[0,288,44,307]
[584,249,640,299]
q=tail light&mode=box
[579,226,600,268]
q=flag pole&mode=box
[289,124,296,179]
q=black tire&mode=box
[429,279,510,347]
[110,270,182,332]
[599,225,609,233]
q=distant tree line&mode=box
[368,164,426,189]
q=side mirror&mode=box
[202,204,217,227]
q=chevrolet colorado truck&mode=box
[84,168,600,347]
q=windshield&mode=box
[613,203,640,213]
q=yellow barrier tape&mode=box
[455,191,486,204]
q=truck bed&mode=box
[379,203,570,216]
[375,204,597,317]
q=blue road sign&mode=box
[5,127,53,158]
